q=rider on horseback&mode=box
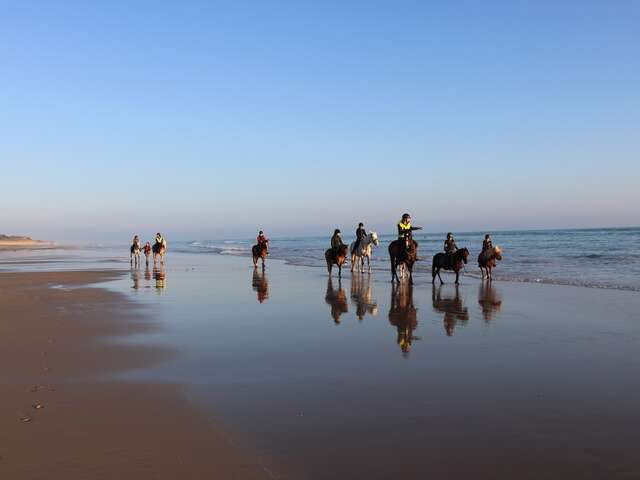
[257,230,269,254]
[353,222,367,254]
[483,234,493,252]
[397,214,422,250]
[154,233,167,250]
[444,233,458,254]
[331,229,345,255]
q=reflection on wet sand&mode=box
[153,265,166,290]
[478,281,503,322]
[325,278,348,324]
[144,264,152,281]
[388,282,419,355]
[252,268,269,303]
[350,274,378,320]
[432,285,469,336]
[131,267,142,290]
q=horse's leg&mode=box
[455,269,460,285]
[432,263,436,284]
[390,257,396,283]
[438,268,444,284]
[351,254,355,273]
[367,254,371,274]
[408,266,414,285]
[338,262,342,278]
[262,255,266,270]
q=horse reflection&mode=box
[153,265,166,290]
[388,282,419,355]
[432,285,469,336]
[478,282,503,322]
[131,268,142,290]
[144,264,152,281]
[325,278,348,324]
[252,268,269,303]
[350,274,378,320]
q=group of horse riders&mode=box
[329,213,493,257]
[130,233,167,266]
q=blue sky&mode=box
[2,1,639,241]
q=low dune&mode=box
[0,235,54,249]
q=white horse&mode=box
[350,231,379,273]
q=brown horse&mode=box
[325,245,349,277]
[388,237,418,284]
[252,242,268,269]
[432,248,469,285]
[478,246,502,281]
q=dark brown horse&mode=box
[478,246,502,281]
[252,242,268,269]
[432,248,469,284]
[325,245,349,277]
[389,237,418,284]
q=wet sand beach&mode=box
[0,270,276,479]
[1,252,640,479]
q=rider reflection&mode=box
[350,274,378,321]
[478,282,503,322]
[432,285,469,336]
[388,282,419,356]
[153,265,166,290]
[252,268,269,303]
[325,278,348,324]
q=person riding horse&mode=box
[483,234,493,253]
[352,222,367,254]
[331,229,346,255]
[397,213,422,250]
[444,233,458,254]
[256,230,269,255]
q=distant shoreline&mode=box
[0,236,55,250]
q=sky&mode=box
[1,0,639,241]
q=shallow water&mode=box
[95,252,640,479]
[175,227,640,292]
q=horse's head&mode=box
[370,231,379,246]
[461,247,469,263]
[494,246,503,261]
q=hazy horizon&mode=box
[2,1,639,242]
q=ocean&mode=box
[173,227,640,292]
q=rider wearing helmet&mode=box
[256,230,269,254]
[154,233,167,250]
[353,222,367,253]
[482,234,493,253]
[444,233,458,254]
[331,229,345,255]
[397,214,422,249]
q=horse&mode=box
[152,241,166,265]
[325,244,349,278]
[252,241,268,270]
[478,246,502,281]
[350,231,379,274]
[432,248,469,285]
[388,236,418,284]
[130,243,141,267]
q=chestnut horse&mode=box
[432,248,469,285]
[252,242,268,269]
[478,246,502,281]
[325,245,349,278]
[388,237,418,284]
